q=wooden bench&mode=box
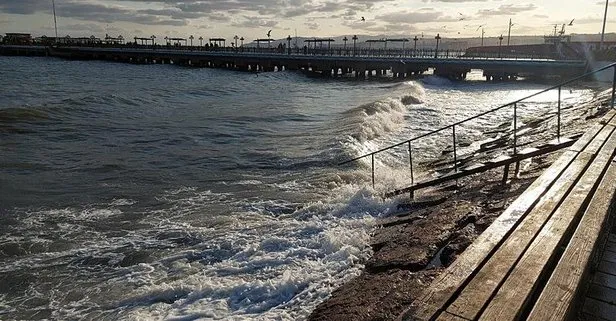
[399,109,616,321]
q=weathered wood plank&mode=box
[606,243,616,256]
[569,110,615,152]
[526,159,616,321]
[581,312,612,321]
[586,283,616,305]
[435,312,470,321]
[604,250,616,264]
[594,271,616,290]
[599,261,616,276]
[582,297,616,320]
[448,125,616,320]
[445,153,594,320]
[477,134,616,321]
[400,150,580,321]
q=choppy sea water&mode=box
[0,56,597,320]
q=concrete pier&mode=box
[0,45,589,81]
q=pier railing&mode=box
[15,42,579,61]
[339,62,616,189]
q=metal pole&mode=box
[408,141,414,185]
[511,103,517,154]
[371,154,375,188]
[452,125,458,173]
[557,86,562,140]
[601,0,610,50]
[507,19,512,46]
[612,66,616,108]
[52,0,59,43]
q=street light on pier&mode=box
[234,35,239,47]
[151,35,156,46]
[199,36,203,46]
[164,36,169,46]
[601,0,610,50]
[286,35,292,55]
[498,34,504,58]
[343,36,348,51]
[240,37,244,47]
[413,36,419,56]
[189,35,194,46]
[352,35,358,56]
[434,33,441,58]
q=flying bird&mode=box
[569,18,575,26]
[361,16,365,22]
[267,30,272,37]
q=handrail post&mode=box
[452,125,458,173]
[408,141,414,185]
[513,102,517,155]
[371,154,375,188]
[612,65,616,108]
[557,85,561,141]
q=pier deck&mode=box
[0,45,588,80]
[399,109,616,321]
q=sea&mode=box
[0,56,599,320]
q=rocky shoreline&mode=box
[308,89,613,321]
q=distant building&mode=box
[3,33,32,45]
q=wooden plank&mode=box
[445,153,594,320]
[401,150,581,321]
[569,125,606,152]
[582,297,616,321]
[527,160,616,321]
[581,312,612,321]
[435,312,471,321]
[480,129,616,321]
[594,271,616,290]
[599,261,616,276]
[580,125,616,156]
[606,243,616,255]
[604,250,616,264]
[586,283,616,305]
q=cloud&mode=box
[305,22,320,30]
[231,16,278,28]
[477,4,537,16]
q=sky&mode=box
[0,0,614,42]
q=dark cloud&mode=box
[0,0,398,27]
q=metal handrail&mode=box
[339,62,616,188]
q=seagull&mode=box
[267,30,272,38]
[569,18,575,26]
[361,16,365,22]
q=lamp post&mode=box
[234,35,239,48]
[601,0,610,50]
[507,18,513,46]
[151,35,156,46]
[481,28,485,46]
[434,33,441,58]
[240,37,244,47]
[164,36,168,46]
[352,35,358,56]
[413,36,419,56]
[199,36,203,46]
[189,35,194,46]
[118,35,123,45]
[51,0,59,44]
[286,35,292,55]
[343,36,348,51]
[498,34,504,58]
